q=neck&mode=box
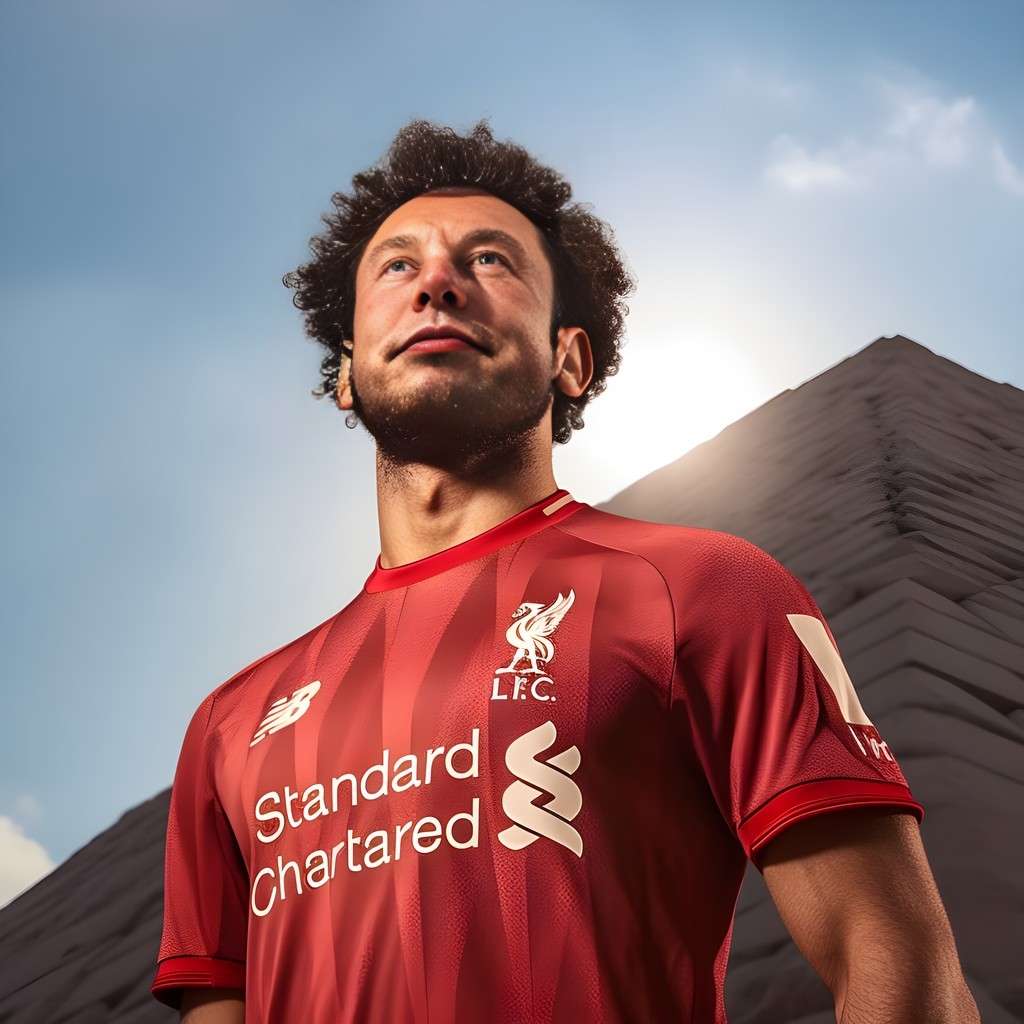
[374,431,559,568]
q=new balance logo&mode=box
[250,681,321,747]
[499,720,583,857]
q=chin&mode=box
[349,370,555,466]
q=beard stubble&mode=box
[347,342,556,472]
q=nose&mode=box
[413,257,468,312]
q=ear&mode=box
[552,327,593,398]
[336,345,354,410]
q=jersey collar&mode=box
[364,490,582,593]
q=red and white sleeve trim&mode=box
[738,778,923,866]
[152,956,246,1007]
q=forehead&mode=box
[363,192,547,260]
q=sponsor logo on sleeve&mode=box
[786,614,895,762]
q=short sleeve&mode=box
[674,533,922,867]
[152,694,248,1007]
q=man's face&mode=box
[344,192,572,467]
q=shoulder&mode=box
[193,592,367,735]
[559,507,818,644]
[560,506,797,592]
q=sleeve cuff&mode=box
[738,778,924,867]
[152,955,246,1008]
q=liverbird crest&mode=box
[496,590,576,675]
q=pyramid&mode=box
[603,335,1024,1024]
[1,336,1021,1023]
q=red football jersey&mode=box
[153,491,921,1022]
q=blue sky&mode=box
[1,0,1021,902]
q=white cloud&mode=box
[765,136,862,191]
[765,76,1021,197]
[0,816,55,907]
[992,141,1024,197]
[884,92,978,165]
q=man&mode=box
[153,122,978,1023]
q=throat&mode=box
[375,456,558,569]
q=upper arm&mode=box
[153,695,248,1008]
[180,988,245,1024]
[762,809,978,1022]
[673,535,920,855]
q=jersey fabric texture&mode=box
[153,492,921,1023]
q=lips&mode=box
[395,325,486,357]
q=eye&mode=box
[385,258,412,273]
[471,251,505,267]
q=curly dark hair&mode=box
[283,120,634,444]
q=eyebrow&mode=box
[462,229,530,267]
[364,228,532,269]
[364,234,417,266]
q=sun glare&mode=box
[555,333,762,505]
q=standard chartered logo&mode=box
[499,720,583,857]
